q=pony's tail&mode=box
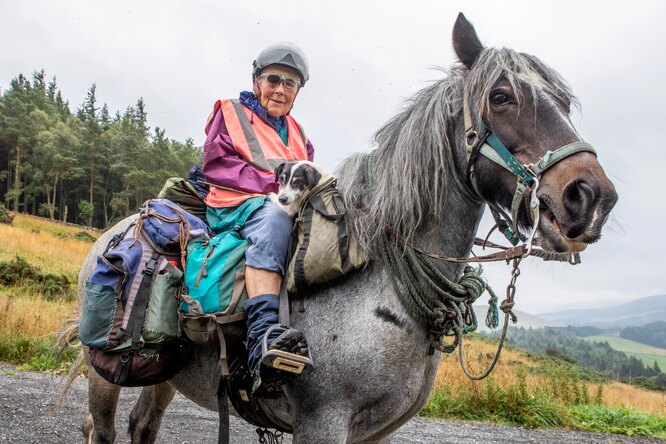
[52,320,85,414]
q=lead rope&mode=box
[378,234,498,353]
[457,258,520,380]
[256,428,283,444]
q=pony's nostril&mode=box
[278,196,288,204]
[560,179,600,238]
[562,180,597,216]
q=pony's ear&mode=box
[452,13,484,69]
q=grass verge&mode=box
[420,335,666,438]
[570,404,666,439]
[0,333,78,372]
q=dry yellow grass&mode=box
[593,381,666,416]
[434,337,666,417]
[0,289,77,338]
[435,337,537,395]
[0,214,96,279]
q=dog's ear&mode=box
[274,163,287,183]
[303,164,322,189]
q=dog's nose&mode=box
[278,195,288,204]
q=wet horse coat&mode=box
[77,13,617,444]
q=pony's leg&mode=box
[128,382,176,444]
[291,407,351,444]
[357,436,393,444]
[84,367,121,444]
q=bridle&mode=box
[417,85,600,380]
[462,85,597,257]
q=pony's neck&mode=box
[412,185,484,277]
[405,105,483,276]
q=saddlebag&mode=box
[79,199,209,386]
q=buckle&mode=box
[144,253,160,274]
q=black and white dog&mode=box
[270,160,333,217]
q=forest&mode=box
[620,322,666,349]
[500,327,666,391]
[0,70,202,229]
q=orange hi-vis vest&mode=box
[204,99,309,208]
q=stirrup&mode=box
[260,324,313,376]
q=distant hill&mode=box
[536,294,666,328]
[474,305,561,331]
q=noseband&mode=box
[462,87,597,254]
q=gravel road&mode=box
[0,364,662,444]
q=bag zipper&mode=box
[195,241,216,287]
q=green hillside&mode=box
[586,336,666,370]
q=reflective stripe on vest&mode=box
[204,99,309,208]
[221,99,308,173]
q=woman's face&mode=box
[253,65,301,117]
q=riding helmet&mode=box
[252,42,309,86]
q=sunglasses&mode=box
[259,73,301,90]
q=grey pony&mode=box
[76,13,618,444]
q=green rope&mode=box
[363,149,498,353]
[485,285,500,329]
[378,234,494,353]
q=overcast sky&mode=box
[2,1,664,314]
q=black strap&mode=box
[105,222,135,253]
[217,382,230,444]
[112,351,132,385]
[309,194,345,221]
[112,251,160,385]
[294,206,314,292]
[279,279,289,327]
[124,251,160,351]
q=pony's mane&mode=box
[337,47,578,255]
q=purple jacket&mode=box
[203,100,315,196]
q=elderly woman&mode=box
[202,42,314,394]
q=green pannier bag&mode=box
[179,197,266,376]
[180,231,248,316]
[158,177,207,222]
[286,178,367,294]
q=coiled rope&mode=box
[365,151,519,379]
[378,234,499,353]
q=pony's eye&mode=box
[490,92,510,105]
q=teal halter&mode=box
[462,88,597,253]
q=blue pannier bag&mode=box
[79,199,209,386]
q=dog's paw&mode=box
[268,192,280,206]
[284,206,298,218]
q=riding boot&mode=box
[243,294,313,397]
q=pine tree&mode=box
[77,84,103,226]
[0,74,33,211]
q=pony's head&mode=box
[453,13,617,253]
